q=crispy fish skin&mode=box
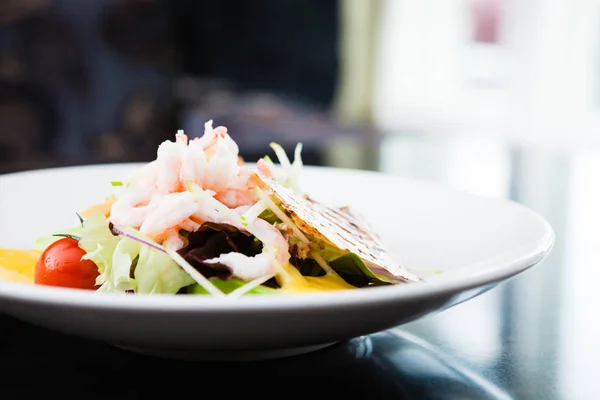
[254,172,421,283]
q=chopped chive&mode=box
[111,181,123,187]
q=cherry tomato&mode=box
[34,237,99,290]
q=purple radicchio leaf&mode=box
[178,222,263,280]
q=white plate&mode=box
[0,164,554,361]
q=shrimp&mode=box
[109,123,259,246]
[155,139,184,194]
[203,217,290,281]
[212,164,261,208]
[256,158,274,178]
[163,228,189,251]
[203,134,239,193]
[110,186,156,228]
[250,218,290,266]
[228,165,255,189]
[214,189,257,208]
[191,191,235,225]
[204,252,276,281]
[179,218,201,232]
[197,120,239,157]
[139,191,200,238]
[180,138,207,188]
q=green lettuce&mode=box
[34,225,83,250]
[258,208,279,224]
[108,237,139,292]
[188,278,277,295]
[315,243,393,286]
[77,212,121,289]
[134,243,195,294]
[72,212,194,294]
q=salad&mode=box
[5,120,421,297]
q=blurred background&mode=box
[0,0,363,171]
[1,0,600,398]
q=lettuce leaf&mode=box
[35,225,83,250]
[108,237,139,292]
[328,253,378,286]
[77,213,121,288]
[188,278,277,295]
[134,245,195,294]
[74,212,194,294]
[315,243,393,286]
[258,208,280,225]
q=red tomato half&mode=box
[34,237,99,290]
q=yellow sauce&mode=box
[0,248,40,284]
[276,262,356,293]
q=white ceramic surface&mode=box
[0,164,554,360]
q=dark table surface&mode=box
[1,133,597,399]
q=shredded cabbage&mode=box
[267,142,304,193]
[253,187,308,243]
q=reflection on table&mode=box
[374,132,598,400]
